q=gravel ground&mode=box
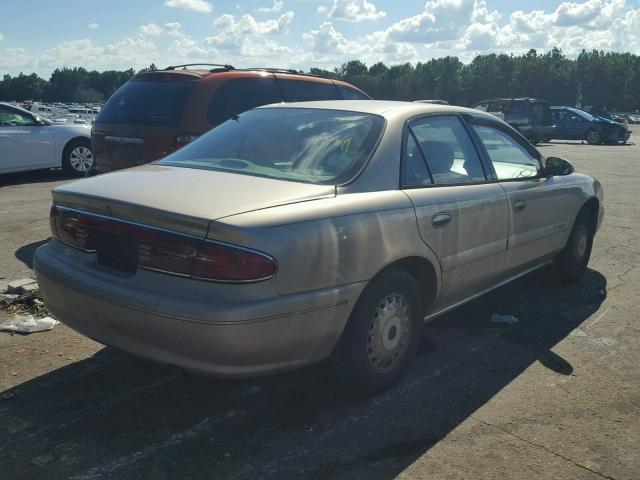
[1,128,639,480]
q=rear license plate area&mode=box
[96,232,139,273]
[113,145,143,165]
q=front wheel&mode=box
[549,211,594,284]
[62,139,95,177]
[329,269,424,396]
[586,129,601,145]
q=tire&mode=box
[586,129,601,145]
[549,211,594,284]
[62,139,95,177]
[329,269,424,396]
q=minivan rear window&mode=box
[278,80,341,102]
[96,80,195,127]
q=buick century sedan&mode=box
[35,101,603,395]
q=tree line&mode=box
[1,49,639,110]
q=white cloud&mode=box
[139,23,164,36]
[303,21,362,54]
[204,11,294,47]
[164,22,184,37]
[139,22,184,37]
[0,33,4,42]
[258,0,284,13]
[36,36,159,73]
[326,0,386,22]
[88,23,98,29]
[164,0,213,13]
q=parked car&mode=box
[92,64,370,173]
[0,102,94,176]
[471,98,554,142]
[36,101,603,395]
[550,106,631,144]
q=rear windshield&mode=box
[96,80,195,127]
[157,108,385,185]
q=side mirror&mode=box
[545,156,574,177]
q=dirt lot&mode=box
[1,129,639,480]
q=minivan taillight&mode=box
[50,205,276,282]
[175,133,199,150]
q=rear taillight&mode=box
[174,133,199,150]
[49,205,276,282]
[192,242,276,281]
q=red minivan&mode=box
[91,65,370,173]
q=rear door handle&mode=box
[431,213,452,227]
[514,201,527,212]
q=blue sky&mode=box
[1,0,639,77]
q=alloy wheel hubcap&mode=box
[587,131,599,143]
[69,146,94,172]
[367,294,411,374]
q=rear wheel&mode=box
[586,129,601,145]
[329,269,424,396]
[63,139,94,177]
[549,211,594,284]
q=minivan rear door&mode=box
[92,73,198,172]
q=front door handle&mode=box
[431,213,452,228]
[514,201,527,212]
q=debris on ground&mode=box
[491,313,518,325]
[1,278,49,318]
[0,314,59,334]
[6,278,38,295]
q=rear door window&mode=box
[206,77,282,125]
[96,80,195,127]
[402,133,432,187]
[338,86,369,100]
[409,116,486,185]
[278,80,341,102]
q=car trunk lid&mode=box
[52,164,336,238]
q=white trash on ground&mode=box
[491,313,518,325]
[0,315,59,333]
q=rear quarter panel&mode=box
[211,191,442,297]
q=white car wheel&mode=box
[63,141,94,176]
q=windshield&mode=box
[567,108,595,121]
[96,80,195,127]
[157,108,385,185]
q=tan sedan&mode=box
[35,101,603,395]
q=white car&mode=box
[0,102,94,176]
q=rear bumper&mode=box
[34,242,365,377]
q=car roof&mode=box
[259,99,485,119]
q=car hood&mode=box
[594,116,625,127]
[52,164,336,236]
